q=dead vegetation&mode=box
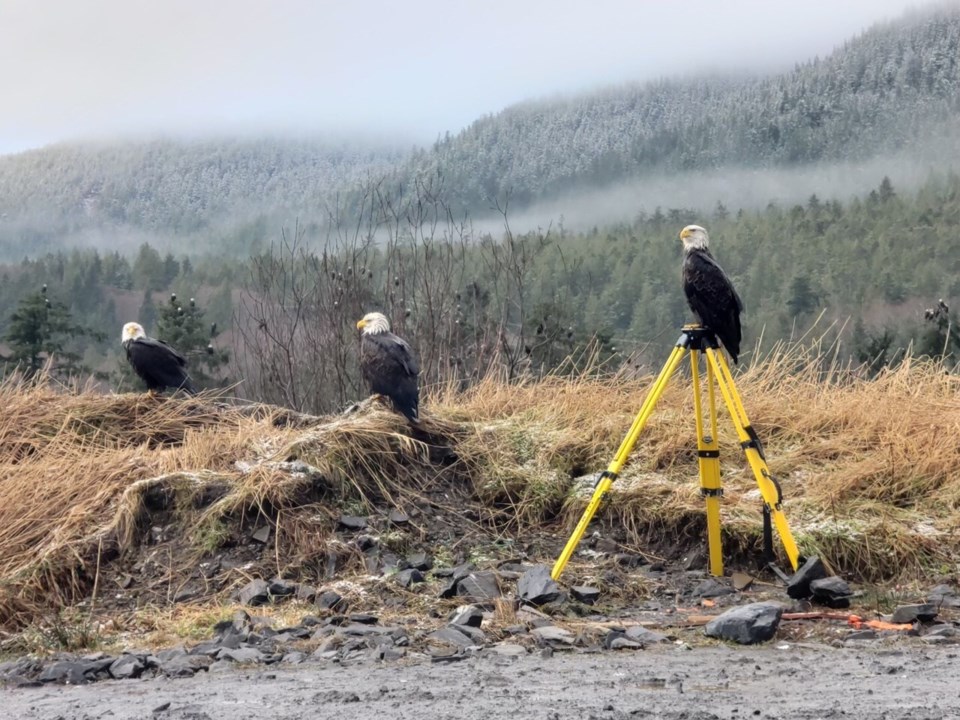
[0,342,958,644]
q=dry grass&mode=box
[1,342,959,642]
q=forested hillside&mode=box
[1,5,959,258]
[414,5,960,207]
[2,173,957,411]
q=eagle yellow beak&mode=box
[679,227,691,241]
[356,319,366,330]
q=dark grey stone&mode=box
[438,578,459,598]
[927,584,960,607]
[216,647,264,663]
[891,603,938,624]
[571,585,601,605]
[428,626,476,648]
[704,602,784,645]
[517,565,561,605]
[609,637,643,650]
[692,578,734,598]
[38,661,92,684]
[316,590,345,611]
[251,525,271,544]
[394,568,425,587]
[282,651,307,664]
[453,624,487,644]
[787,556,827,599]
[531,625,576,645]
[188,641,222,657]
[238,579,270,607]
[268,578,297,597]
[457,571,501,602]
[407,552,433,571]
[625,627,670,644]
[349,613,379,624]
[388,509,409,525]
[846,630,877,641]
[339,515,368,530]
[159,655,209,678]
[810,576,852,608]
[449,604,484,628]
[295,584,318,603]
[923,624,956,638]
[109,655,144,679]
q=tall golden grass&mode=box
[0,342,958,632]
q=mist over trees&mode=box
[1,5,959,259]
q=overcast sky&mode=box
[0,0,933,155]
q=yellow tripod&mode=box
[552,324,802,581]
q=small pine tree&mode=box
[2,285,98,379]
[155,293,229,388]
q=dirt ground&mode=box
[4,641,957,720]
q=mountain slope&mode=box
[0,5,958,252]
[411,5,960,208]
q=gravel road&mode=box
[5,641,957,720]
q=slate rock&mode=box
[429,626,477,649]
[268,578,297,597]
[488,643,527,657]
[159,656,206,678]
[786,556,827,599]
[457,571,501,602]
[609,637,643,650]
[251,525,271,544]
[395,568,425,588]
[438,578,459,599]
[531,625,576,645]
[38,661,92,684]
[891,603,938,624]
[295,584,318,603]
[625,627,670,644]
[692,578,734,598]
[571,585,601,605]
[388,509,409,525]
[407,552,433,571]
[704,602,783,645]
[350,613,379,625]
[339,515,368,530]
[216,647,264,663]
[517,565,561,606]
[810,576,853,608]
[109,655,144,679]
[846,630,877,641]
[449,604,484,628]
[316,590,345,611]
[282,651,307,664]
[238,579,271,607]
[923,624,956,638]
[927,584,960,608]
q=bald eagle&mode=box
[679,225,744,363]
[356,312,420,423]
[121,322,197,394]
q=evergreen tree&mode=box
[155,293,229,387]
[2,285,99,378]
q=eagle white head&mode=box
[121,322,146,344]
[679,225,710,252]
[356,312,390,335]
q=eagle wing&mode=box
[125,337,196,393]
[360,332,420,422]
[683,249,744,363]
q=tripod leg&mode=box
[551,345,688,580]
[705,349,801,572]
[693,350,724,577]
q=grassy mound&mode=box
[0,345,958,640]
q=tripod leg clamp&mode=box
[594,470,618,488]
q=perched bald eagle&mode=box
[121,322,196,394]
[680,225,744,363]
[357,312,420,423]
